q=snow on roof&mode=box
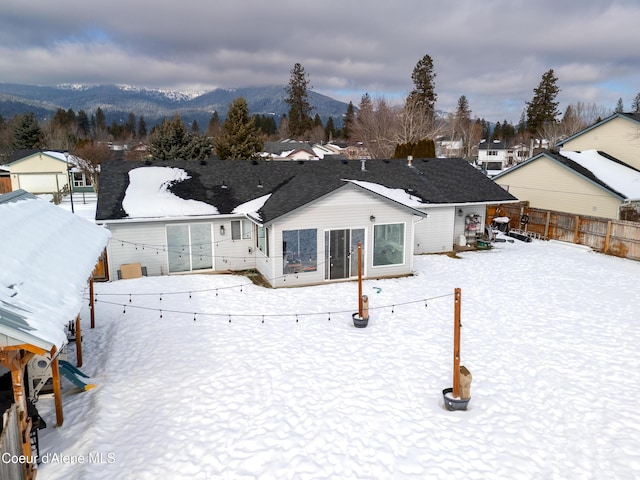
[231,193,272,221]
[43,150,69,162]
[345,179,426,208]
[123,166,219,218]
[0,192,111,351]
[560,150,640,200]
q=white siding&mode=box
[414,206,455,253]
[105,218,257,279]
[265,184,418,288]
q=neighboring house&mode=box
[492,149,640,220]
[477,139,516,173]
[556,112,640,170]
[0,165,10,194]
[438,137,464,158]
[0,190,110,479]
[260,140,347,161]
[4,150,94,194]
[96,158,517,288]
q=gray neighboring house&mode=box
[96,157,517,288]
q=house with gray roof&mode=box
[96,157,517,287]
[492,149,640,220]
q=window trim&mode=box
[231,219,253,240]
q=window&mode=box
[487,150,498,156]
[73,172,91,187]
[257,226,269,256]
[373,223,404,266]
[231,219,252,240]
[166,224,213,273]
[283,229,317,273]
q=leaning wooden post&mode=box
[604,220,612,254]
[75,314,83,368]
[453,288,462,398]
[357,242,363,317]
[89,277,96,329]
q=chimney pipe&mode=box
[360,159,366,171]
[407,155,413,166]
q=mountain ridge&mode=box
[0,83,351,128]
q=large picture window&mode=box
[166,224,213,273]
[283,229,317,273]
[373,223,404,266]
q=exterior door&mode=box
[325,228,365,280]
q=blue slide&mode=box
[58,360,96,391]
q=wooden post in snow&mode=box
[51,347,64,426]
[604,220,613,254]
[89,278,95,329]
[358,242,363,318]
[75,314,83,368]
[453,288,462,398]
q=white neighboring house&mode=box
[477,140,516,174]
[96,158,518,288]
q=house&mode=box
[3,150,94,195]
[96,158,517,288]
[556,112,640,170]
[477,139,517,173]
[0,190,110,479]
[260,140,347,161]
[492,150,640,220]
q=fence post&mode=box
[604,220,613,254]
[544,210,551,239]
[573,215,581,244]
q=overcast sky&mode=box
[2,0,639,123]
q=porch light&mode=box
[369,215,376,222]
[220,225,225,235]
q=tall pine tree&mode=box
[409,54,437,121]
[285,63,314,139]
[526,69,561,133]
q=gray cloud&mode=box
[2,0,639,123]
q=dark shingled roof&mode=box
[96,158,517,224]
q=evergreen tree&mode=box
[137,116,147,138]
[632,92,640,113]
[526,69,561,133]
[149,114,191,160]
[215,97,263,160]
[191,120,200,134]
[342,101,355,140]
[409,54,437,121]
[325,117,336,142]
[77,110,90,138]
[615,98,624,113]
[94,107,106,131]
[124,112,136,137]
[284,63,314,138]
[207,112,221,138]
[12,112,43,149]
[412,139,431,158]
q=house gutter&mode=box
[98,212,250,226]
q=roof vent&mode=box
[200,160,207,166]
[407,155,413,166]
[360,159,366,171]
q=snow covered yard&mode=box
[36,238,640,479]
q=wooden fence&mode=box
[1,404,26,480]
[488,202,640,262]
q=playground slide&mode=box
[58,360,96,391]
